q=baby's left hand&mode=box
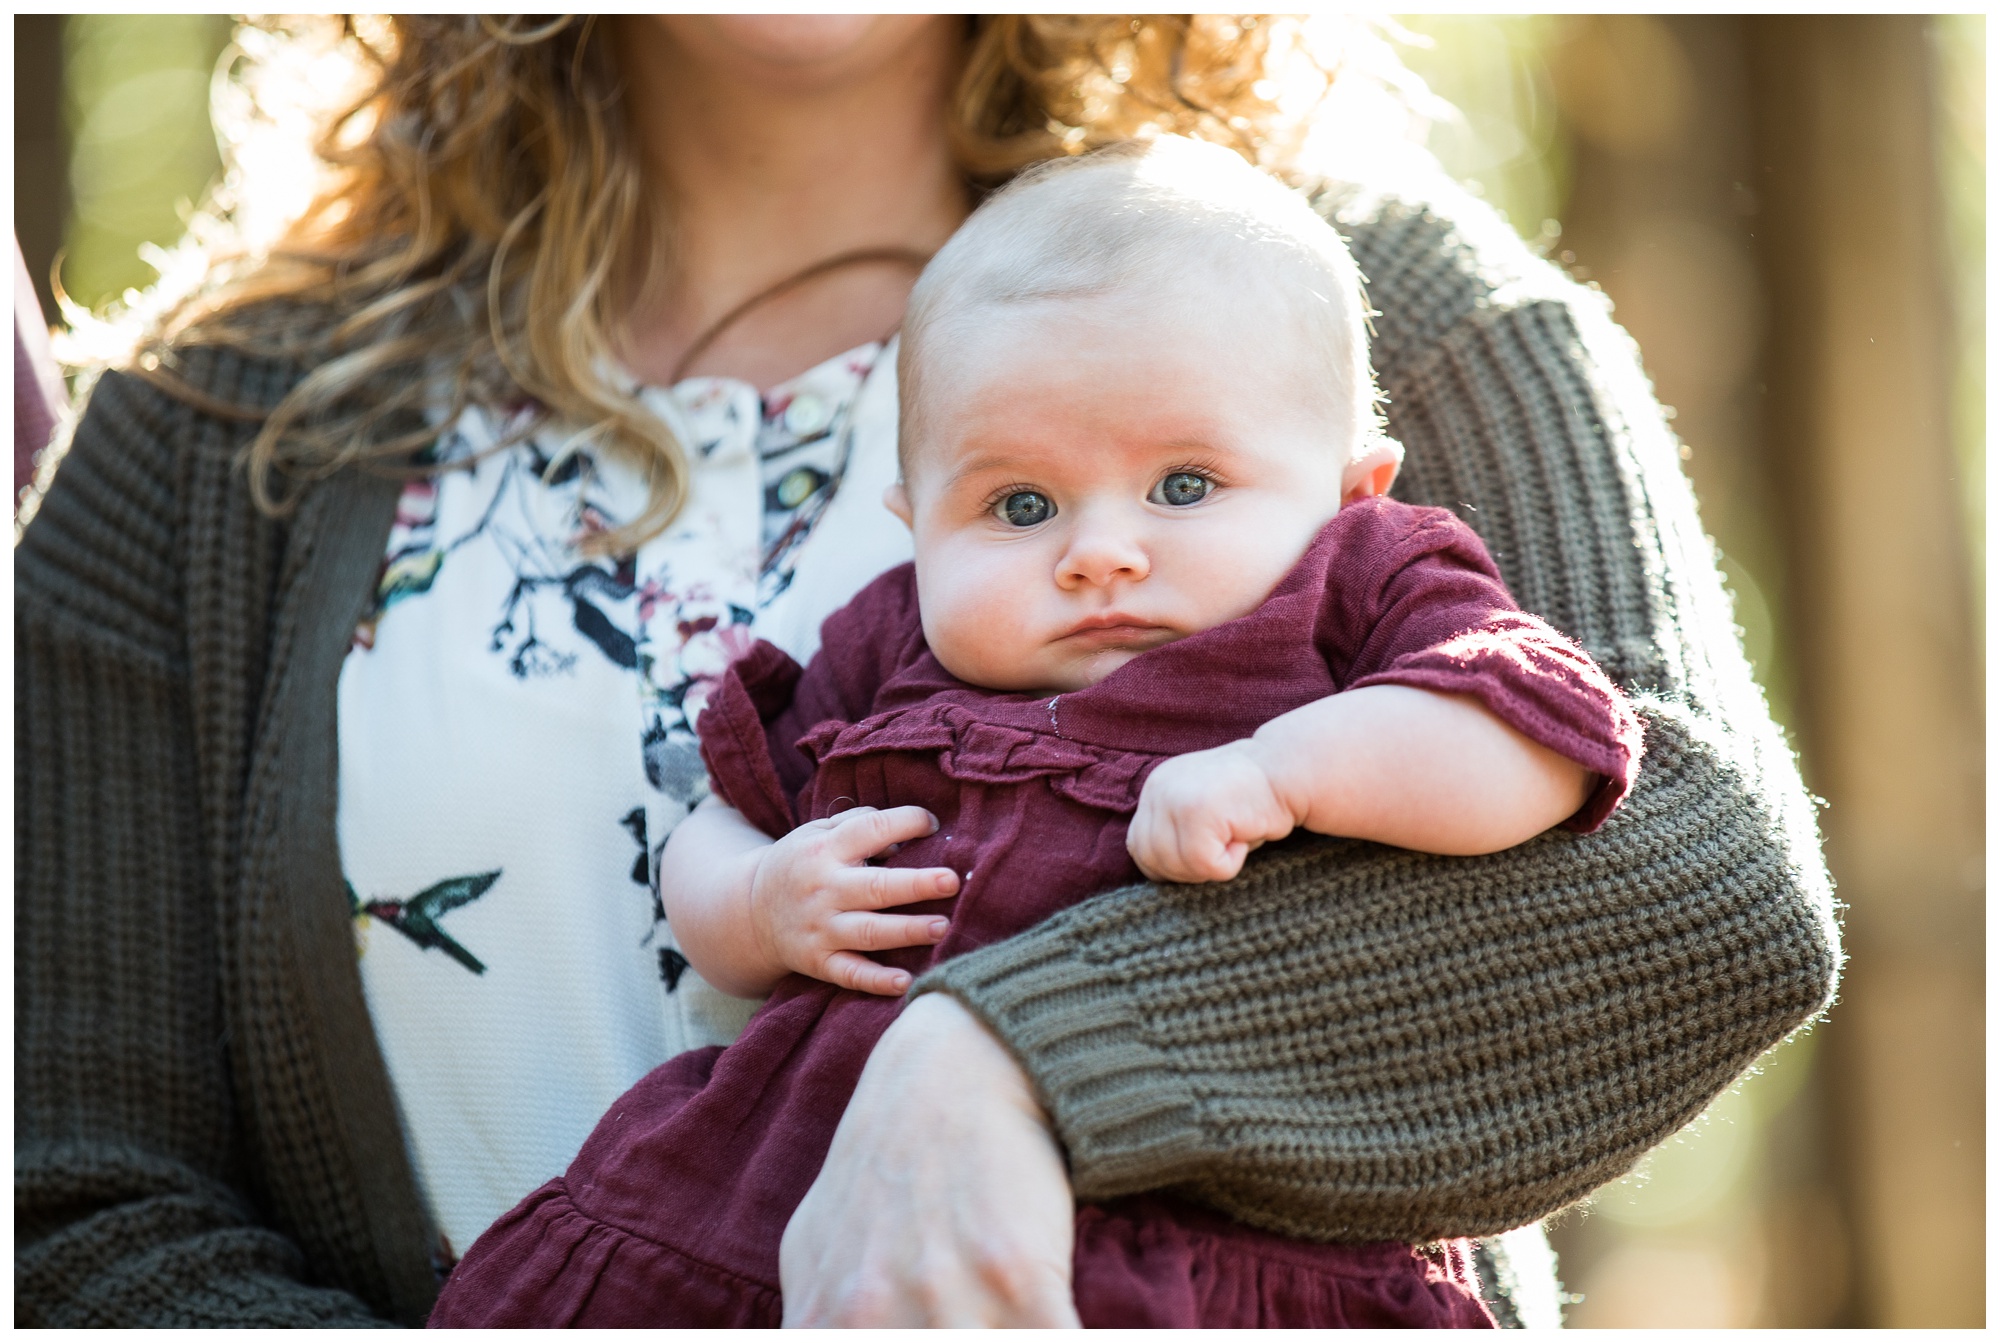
[1127,741,1300,884]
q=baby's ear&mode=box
[1341,436,1405,504]
[884,480,914,528]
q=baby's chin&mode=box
[939,642,1170,696]
[1047,645,1154,693]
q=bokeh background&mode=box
[13,14,1985,1328]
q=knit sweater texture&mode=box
[14,179,1840,1327]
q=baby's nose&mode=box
[1056,524,1151,588]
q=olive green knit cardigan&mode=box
[15,180,1839,1326]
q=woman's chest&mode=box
[333,342,908,1258]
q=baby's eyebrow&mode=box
[933,436,1242,492]
[1153,436,1231,458]
[939,453,1031,488]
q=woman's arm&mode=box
[782,181,1838,1306]
[15,364,402,1325]
[780,994,1080,1327]
[921,187,1839,1238]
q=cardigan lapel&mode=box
[227,456,439,1323]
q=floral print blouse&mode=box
[336,341,912,1263]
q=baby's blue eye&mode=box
[1151,471,1212,507]
[999,491,1054,527]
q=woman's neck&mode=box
[612,16,972,389]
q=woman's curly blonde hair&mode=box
[146,15,1338,550]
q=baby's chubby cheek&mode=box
[1176,512,1329,621]
[911,548,1054,691]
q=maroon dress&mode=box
[430,498,1642,1328]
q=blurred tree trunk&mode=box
[1544,20,1846,1323]
[14,15,67,320]
[1744,15,1984,1328]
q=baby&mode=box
[433,137,1640,1329]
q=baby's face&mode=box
[892,293,1369,694]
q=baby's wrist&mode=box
[735,846,796,989]
[1233,732,1312,826]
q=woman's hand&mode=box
[779,993,1081,1327]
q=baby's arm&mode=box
[662,799,961,997]
[1128,685,1592,884]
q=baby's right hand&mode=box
[1127,741,1300,884]
[747,805,960,996]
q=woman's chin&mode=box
[651,15,946,81]
[693,15,881,62]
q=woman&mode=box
[15,15,1837,1327]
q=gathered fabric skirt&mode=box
[430,1012,1494,1329]
[431,1179,1493,1328]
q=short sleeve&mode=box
[696,641,804,839]
[1318,499,1643,831]
[778,562,926,735]
[696,563,928,837]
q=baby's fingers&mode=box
[1129,811,1239,885]
[829,910,952,955]
[823,951,915,997]
[839,864,960,911]
[1131,841,1219,885]
[1128,829,1203,885]
[829,805,940,863]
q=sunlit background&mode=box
[13,14,1985,1328]
[1393,18,1984,1329]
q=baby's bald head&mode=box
[897,136,1386,486]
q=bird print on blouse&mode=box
[350,871,501,975]
[345,344,882,991]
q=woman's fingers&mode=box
[828,805,940,862]
[823,951,914,997]
[829,910,951,953]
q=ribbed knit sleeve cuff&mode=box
[911,912,1209,1202]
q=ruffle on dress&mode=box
[434,1183,1494,1328]
[427,1172,783,1327]
[799,706,1158,814]
[700,640,1164,834]
[695,639,804,839]
[1073,1196,1494,1328]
